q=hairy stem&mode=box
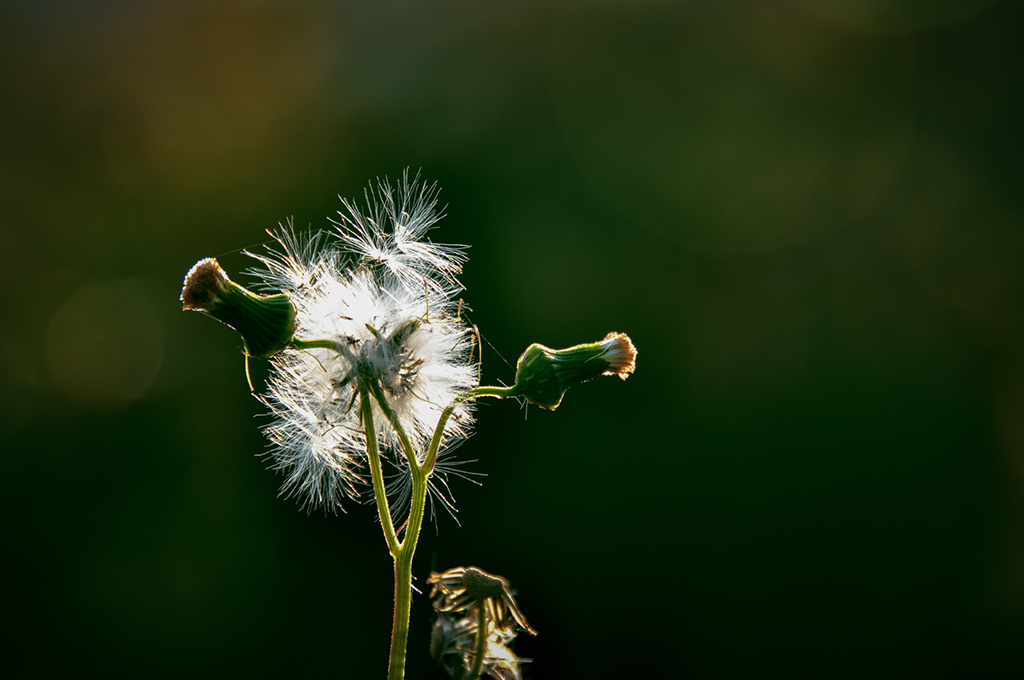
[388,457,427,680]
[366,381,430,680]
[372,383,518,680]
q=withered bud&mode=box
[181,257,296,359]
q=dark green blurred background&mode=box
[3,0,1023,677]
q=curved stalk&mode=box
[368,381,420,472]
[423,385,519,472]
[360,386,399,556]
[366,381,429,680]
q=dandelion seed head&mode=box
[250,171,478,512]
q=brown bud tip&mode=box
[599,332,637,380]
[181,258,230,311]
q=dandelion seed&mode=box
[332,170,468,297]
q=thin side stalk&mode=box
[360,386,399,557]
[422,385,518,471]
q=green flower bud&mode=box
[512,332,636,410]
[181,258,296,359]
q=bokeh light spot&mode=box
[46,280,164,405]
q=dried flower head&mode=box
[429,566,536,680]
[429,566,536,635]
[181,258,231,311]
[241,171,478,512]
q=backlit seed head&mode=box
[245,171,478,512]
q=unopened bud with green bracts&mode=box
[511,332,636,410]
[181,257,296,359]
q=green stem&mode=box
[388,459,427,680]
[293,347,514,679]
[373,383,518,680]
[368,381,420,472]
[359,386,399,557]
[367,381,429,680]
[467,604,488,680]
